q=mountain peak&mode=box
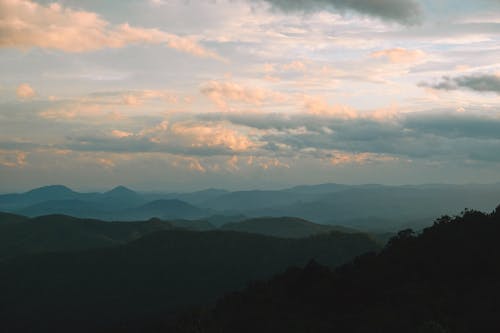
[25,185,75,196]
[105,186,136,196]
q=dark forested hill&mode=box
[0,227,379,333]
[221,217,358,238]
[181,206,500,333]
[0,214,175,260]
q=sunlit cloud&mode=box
[0,150,27,168]
[370,48,426,64]
[16,83,36,100]
[200,80,288,110]
[0,0,221,59]
[170,122,257,152]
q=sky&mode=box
[1,0,500,192]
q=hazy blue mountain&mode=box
[17,199,109,218]
[0,185,82,210]
[124,199,210,220]
[242,185,500,230]
[284,183,353,194]
[25,184,76,197]
[199,190,316,212]
[3,183,500,232]
[221,217,359,238]
[169,188,229,205]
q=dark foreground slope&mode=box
[181,207,500,333]
[0,229,378,332]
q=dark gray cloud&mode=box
[257,0,422,24]
[420,74,500,94]
[198,111,500,162]
[4,108,500,166]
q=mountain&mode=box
[0,228,379,332]
[199,189,313,212]
[221,217,359,238]
[181,206,500,333]
[170,219,216,231]
[24,185,78,200]
[126,199,210,220]
[104,185,138,198]
[0,185,81,210]
[0,214,175,260]
[3,183,500,231]
[170,188,229,205]
[243,185,500,229]
[17,199,108,218]
[0,212,28,224]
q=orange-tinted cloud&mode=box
[329,151,397,166]
[303,95,358,119]
[0,150,27,168]
[0,0,220,59]
[370,48,425,63]
[201,80,288,110]
[16,83,36,99]
[171,122,256,152]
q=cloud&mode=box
[0,0,220,59]
[370,48,426,64]
[420,74,500,94]
[170,122,256,152]
[111,130,133,138]
[120,90,178,106]
[0,150,27,168]
[329,151,397,165]
[200,81,288,110]
[197,109,500,163]
[303,95,359,119]
[282,61,307,72]
[256,0,422,24]
[16,83,36,99]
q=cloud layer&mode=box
[257,0,422,24]
[421,74,500,94]
[0,0,219,58]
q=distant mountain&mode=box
[104,185,138,198]
[24,185,77,199]
[17,199,108,218]
[243,185,500,229]
[221,217,358,238]
[172,188,229,205]
[199,189,314,212]
[0,185,81,210]
[0,227,379,332]
[3,183,500,232]
[179,206,500,333]
[127,199,210,220]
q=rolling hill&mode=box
[0,227,379,332]
[221,217,358,238]
[180,206,500,333]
